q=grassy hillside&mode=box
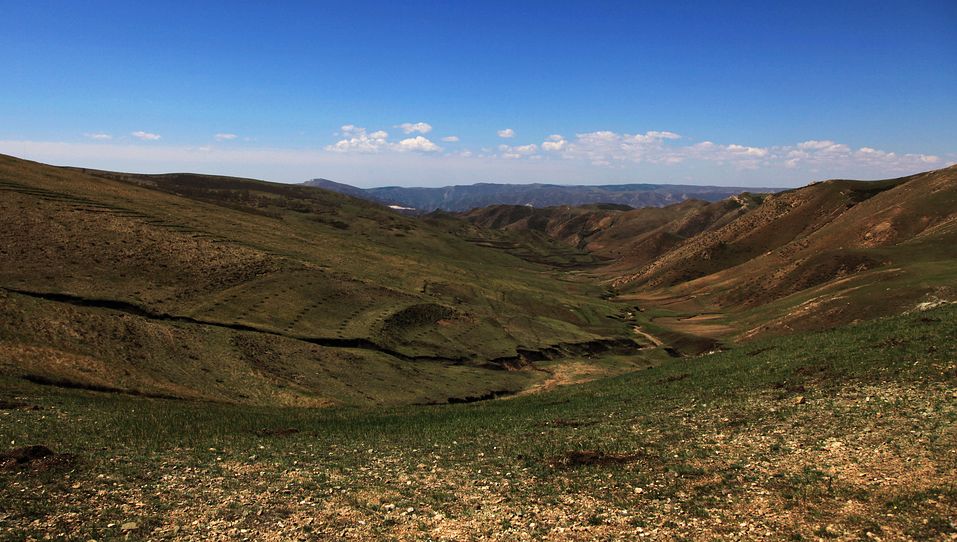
[1,155,954,539]
[462,197,762,268]
[0,154,642,406]
[1,303,953,540]
[624,166,957,342]
[466,166,957,346]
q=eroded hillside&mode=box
[465,166,957,345]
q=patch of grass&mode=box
[0,305,954,539]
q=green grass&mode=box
[1,305,954,540]
[0,154,637,406]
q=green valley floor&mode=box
[1,305,955,541]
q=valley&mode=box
[0,153,955,540]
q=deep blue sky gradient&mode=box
[1,1,954,185]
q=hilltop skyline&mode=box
[2,0,955,186]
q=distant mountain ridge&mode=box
[303,178,783,212]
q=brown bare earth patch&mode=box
[550,450,644,468]
[653,314,734,337]
[0,445,78,472]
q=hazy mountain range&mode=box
[303,178,783,212]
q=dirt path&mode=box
[512,362,603,397]
[632,325,665,347]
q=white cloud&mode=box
[726,144,768,157]
[777,140,939,171]
[327,125,440,153]
[84,133,112,140]
[397,136,441,153]
[441,135,460,142]
[561,130,683,165]
[214,133,238,141]
[497,128,515,138]
[131,131,161,141]
[397,122,433,134]
[642,131,681,141]
[540,130,948,175]
[326,125,391,153]
[797,139,837,151]
[2,130,950,187]
[542,134,567,152]
[498,143,538,159]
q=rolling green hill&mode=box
[0,154,644,407]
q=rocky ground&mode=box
[1,308,955,541]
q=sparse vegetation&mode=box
[1,305,954,540]
[0,154,636,406]
[1,154,955,540]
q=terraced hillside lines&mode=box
[0,177,227,245]
[0,285,547,407]
[0,175,286,312]
[284,293,328,335]
[0,153,636,406]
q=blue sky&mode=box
[1,1,955,187]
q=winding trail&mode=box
[632,325,665,347]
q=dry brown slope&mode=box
[463,196,762,273]
[597,195,763,274]
[618,166,957,342]
[612,178,913,290]
[668,166,957,306]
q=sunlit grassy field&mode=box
[0,154,640,407]
[2,305,954,541]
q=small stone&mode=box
[406,507,415,514]
[794,396,806,405]
[383,504,395,512]
[120,522,138,532]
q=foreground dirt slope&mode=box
[0,154,638,405]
